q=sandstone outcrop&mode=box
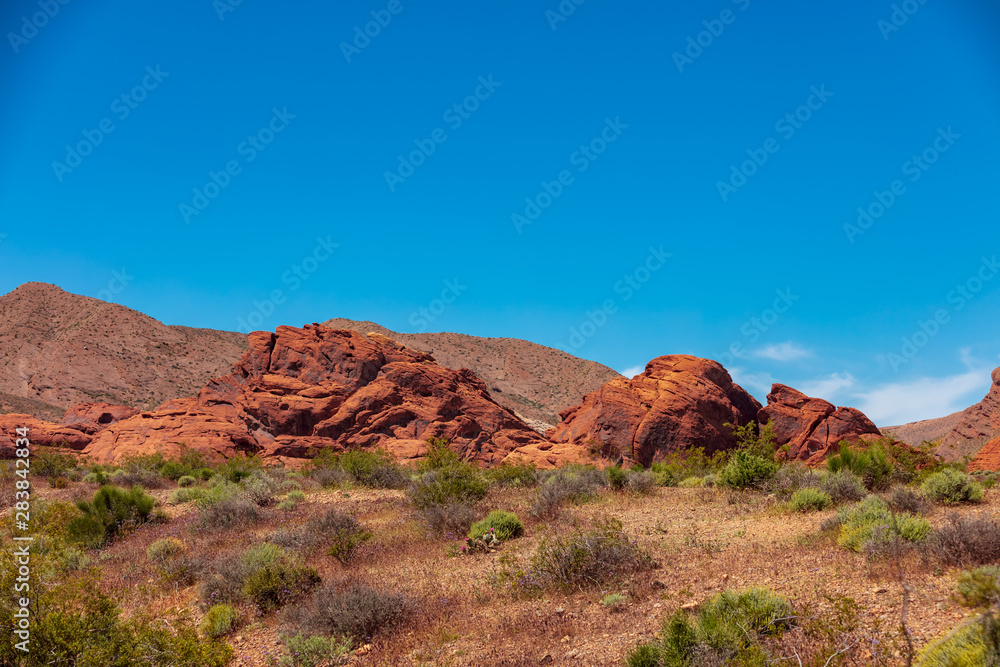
[0,414,92,457]
[546,355,762,465]
[759,384,881,465]
[61,402,139,435]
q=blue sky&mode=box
[1,0,998,425]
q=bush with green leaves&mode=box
[606,465,628,490]
[820,469,868,505]
[836,496,931,553]
[955,566,1000,607]
[242,561,321,612]
[626,470,657,494]
[528,518,652,591]
[408,464,489,509]
[273,633,353,667]
[278,489,306,511]
[177,474,197,488]
[924,514,1000,567]
[788,487,832,513]
[420,502,477,537]
[199,543,319,611]
[626,587,794,666]
[717,450,779,489]
[201,604,238,638]
[483,462,537,488]
[280,580,413,642]
[918,612,1000,667]
[31,448,79,478]
[67,485,156,548]
[826,442,893,490]
[322,512,372,566]
[309,447,408,489]
[82,470,109,484]
[922,468,985,505]
[469,510,524,542]
[602,593,627,610]
[887,484,932,515]
[650,447,727,487]
[529,465,605,517]
[678,476,704,488]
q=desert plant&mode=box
[408,464,489,509]
[529,465,605,517]
[421,502,477,537]
[836,496,930,553]
[201,604,238,638]
[312,447,409,489]
[650,447,727,486]
[469,510,524,542]
[177,475,197,488]
[826,441,893,490]
[955,566,1000,607]
[417,436,463,471]
[788,488,832,513]
[324,514,372,566]
[602,593,627,610]
[274,633,353,667]
[717,450,778,489]
[529,517,652,591]
[821,469,868,504]
[278,489,306,511]
[887,484,932,515]
[606,465,628,490]
[918,611,1000,667]
[242,562,321,611]
[147,537,186,565]
[922,468,985,504]
[678,476,703,488]
[626,470,657,494]
[67,485,156,548]
[924,514,1000,566]
[82,471,109,484]
[32,449,78,478]
[483,462,537,488]
[280,580,413,641]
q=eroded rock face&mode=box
[84,325,569,466]
[61,402,139,435]
[546,355,762,465]
[0,414,92,457]
[969,435,1000,472]
[759,384,881,465]
[937,368,1000,461]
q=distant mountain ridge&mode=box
[322,317,622,429]
[0,283,248,415]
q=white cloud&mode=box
[854,353,990,426]
[752,342,812,362]
[729,368,776,395]
[798,373,856,402]
[620,365,645,378]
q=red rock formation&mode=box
[546,355,762,465]
[61,402,139,435]
[968,435,1000,472]
[0,414,92,456]
[84,325,568,466]
[936,368,1000,461]
[759,384,881,465]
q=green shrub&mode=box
[420,502,476,537]
[201,604,237,638]
[198,495,265,529]
[83,471,108,484]
[177,475,197,488]
[601,593,627,610]
[821,469,868,504]
[324,514,372,566]
[827,442,893,490]
[337,448,408,488]
[214,453,263,484]
[650,447,727,486]
[955,566,1000,607]
[717,450,779,489]
[922,469,985,504]
[918,613,1000,667]
[678,476,703,488]
[606,465,628,490]
[529,465,605,517]
[729,420,779,459]
[67,485,156,548]
[528,518,652,591]
[242,562,321,612]
[483,462,537,488]
[836,496,930,552]
[147,537,186,564]
[278,489,306,511]
[627,470,658,494]
[635,588,794,666]
[417,437,463,472]
[32,449,78,478]
[887,484,932,515]
[408,464,489,509]
[170,486,208,504]
[274,634,353,667]
[788,488,832,513]
[469,510,524,542]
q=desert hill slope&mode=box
[322,317,622,429]
[0,283,248,415]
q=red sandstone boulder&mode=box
[61,402,139,435]
[0,414,92,456]
[546,355,762,465]
[759,384,881,465]
[969,435,1000,472]
[85,325,566,466]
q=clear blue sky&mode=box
[2,0,999,425]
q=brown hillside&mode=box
[888,367,1000,461]
[323,317,621,429]
[0,283,248,415]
